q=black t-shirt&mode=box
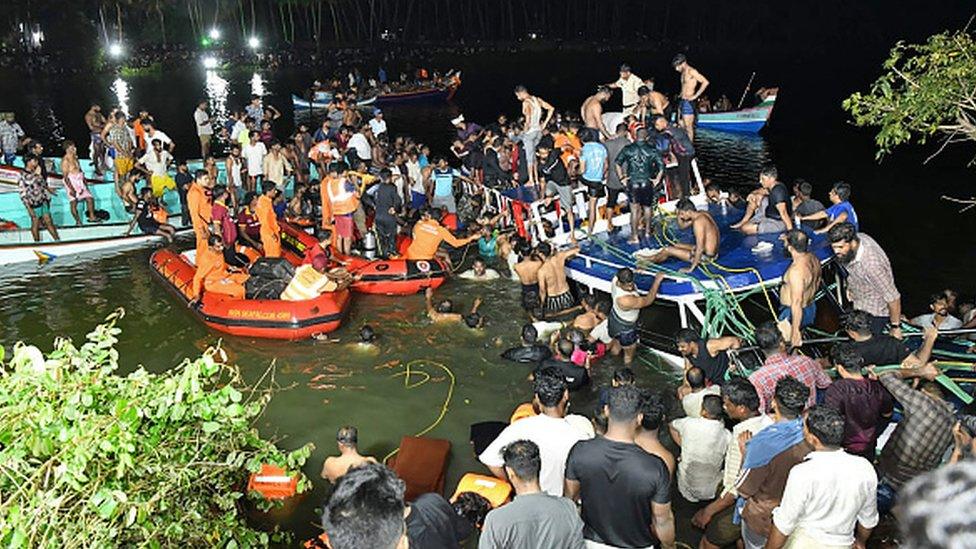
[406,493,471,549]
[850,335,912,366]
[536,358,589,391]
[764,183,793,221]
[566,437,671,548]
[501,344,552,365]
[540,153,568,186]
[690,339,729,385]
[175,171,193,192]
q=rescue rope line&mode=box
[382,359,456,464]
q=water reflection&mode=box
[250,72,265,97]
[205,70,229,130]
[695,129,771,188]
[111,77,130,117]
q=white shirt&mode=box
[406,160,424,193]
[721,414,773,497]
[910,313,963,331]
[479,414,590,497]
[243,142,267,174]
[670,416,731,502]
[231,120,247,141]
[194,108,213,136]
[615,74,644,107]
[772,450,879,547]
[145,129,172,147]
[681,385,722,418]
[139,149,173,176]
[369,117,387,136]
[347,132,371,160]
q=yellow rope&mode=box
[382,359,456,463]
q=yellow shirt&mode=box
[280,265,337,301]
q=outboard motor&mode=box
[362,231,377,260]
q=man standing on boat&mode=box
[581,86,613,140]
[514,85,555,191]
[18,155,59,242]
[730,166,794,235]
[186,169,213,259]
[194,100,213,159]
[653,115,697,199]
[61,141,100,226]
[615,128,664,244]
[778,229,822,348]
[672,54,710,142]
[84,104,107,175]
[606,64,644,117]
[647,198,719,273]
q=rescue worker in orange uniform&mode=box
[256,181,282,258]
[191,235,249,301]
[186,170,213,258]
[405,207,478,268]
[324,162,360,256]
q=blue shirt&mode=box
[826,201,858,230]
[432,168,457,197]
[580,142,608,183]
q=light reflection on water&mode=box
[250,71,266,97]
[110,77,130,118]
[205,70,230,129]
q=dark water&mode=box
[1,49,975,543]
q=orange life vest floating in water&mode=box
[452,473,513,508]
[246,464,298,500]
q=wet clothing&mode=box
[777,302,817,329]
[543,290,577,315]
[849,335,911,366]
[795,198,825,229]
[256,194,281,258]
[609,278,640,346]
[615,141,664,189]
[521,282,541,311]
[134,199,160,234]
[501,344,552,365]
[580,141,608,184]
[679,99,696,116]
[373,183,402,257]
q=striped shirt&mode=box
[844,234,900,318]
[749,353,832,412]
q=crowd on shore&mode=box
[5,54,976,549]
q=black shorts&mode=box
[138,220,160,235]
[629,185,656,207]
[582,178,605,199]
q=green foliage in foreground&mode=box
[843,28,976,161]
[0,310,314,547]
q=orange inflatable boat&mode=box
[150,245,351,340]
[280,223,448,296]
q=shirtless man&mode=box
[537,244,581,318]
[84,104,107,175]
[778,229,822,348]
[515,245,546,311]
[61,141,99,226]
[581,86,613,140]
[321,426,378,483]
[648,198,719,273]
[636,82,671,123]
[425,287,484,328]
[672,54,709,142]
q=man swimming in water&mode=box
[581,86,613,140]
[515,244,546,311]
[321,426,378,483]
[501,324,552,366]
[648,198,720,273]
[672,54,709,142]
[425,287,484,328]
[459,258,501,281]
[778,229,821,348]
[537,244,580,317]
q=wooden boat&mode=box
[600,91,777,135]
[291,94,377,110]
[697,93,776,133]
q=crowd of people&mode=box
[6,52,976,549]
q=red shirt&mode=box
[748,353,832,412]
[212,201,238,246]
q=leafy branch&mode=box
[0,309,313,548]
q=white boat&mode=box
[0,220,188,267]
